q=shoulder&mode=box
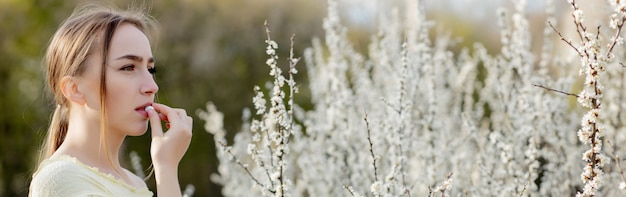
[31,156,84,182]
[30,156,108,196]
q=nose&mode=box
[141,73,159,95]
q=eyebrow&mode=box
[115,54,154,63]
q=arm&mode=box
[154,164,182,197]
[146,103,193,197]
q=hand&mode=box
[146,103,193,169]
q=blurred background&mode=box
[0,0,567,196]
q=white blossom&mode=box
[198,0,626,196]
[574,10,585,23]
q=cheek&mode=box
[103,76,130,108]
[105,71,134,93]
[79,79,103,110]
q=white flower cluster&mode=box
[574,9,585,24]
[199,0,626,196]
[129,151,144,179]
[182,184,195,197]
[610,0,626,28]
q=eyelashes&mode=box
[121,64,136,71]
[120,64,157,75]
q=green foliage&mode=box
[0,1,72,196]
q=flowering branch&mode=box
[569,0,586,42]
[549,0,626,196]
[607,13,626,57]
[263,20,295,197]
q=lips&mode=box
[135,103,153,118]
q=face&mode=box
[78,23,158,137]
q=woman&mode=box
[30,4,192,197]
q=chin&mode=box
[127,129,148,137]
[126,124,149,136]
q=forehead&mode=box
[108,23,152,59]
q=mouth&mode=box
[135,103,153,118]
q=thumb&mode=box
[146,106,163,138]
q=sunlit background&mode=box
[0,0,572,196]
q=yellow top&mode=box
[30,155,153,197]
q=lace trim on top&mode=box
[44,155,151,193]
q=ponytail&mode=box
[39,104,69,162]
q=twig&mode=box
[532,84,579,98]
[343,185,357,197]
[287,33,299,145]
[365,113,379,182]
[568,0,587,42]
[548,21,584,57]
[607,16,626,57]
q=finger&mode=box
[185,116,193,128]
[153,103,188,123]
[159,113,168,122]
[152,103,178,122]
[146,106,163,138]
[151,103,172,114]
[172,108,188,117]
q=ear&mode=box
[60,76,86,105]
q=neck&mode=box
[55,107,127,173]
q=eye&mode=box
[121,64,135,71]
[148,67,157,74]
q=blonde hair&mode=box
[40,3,156,165]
